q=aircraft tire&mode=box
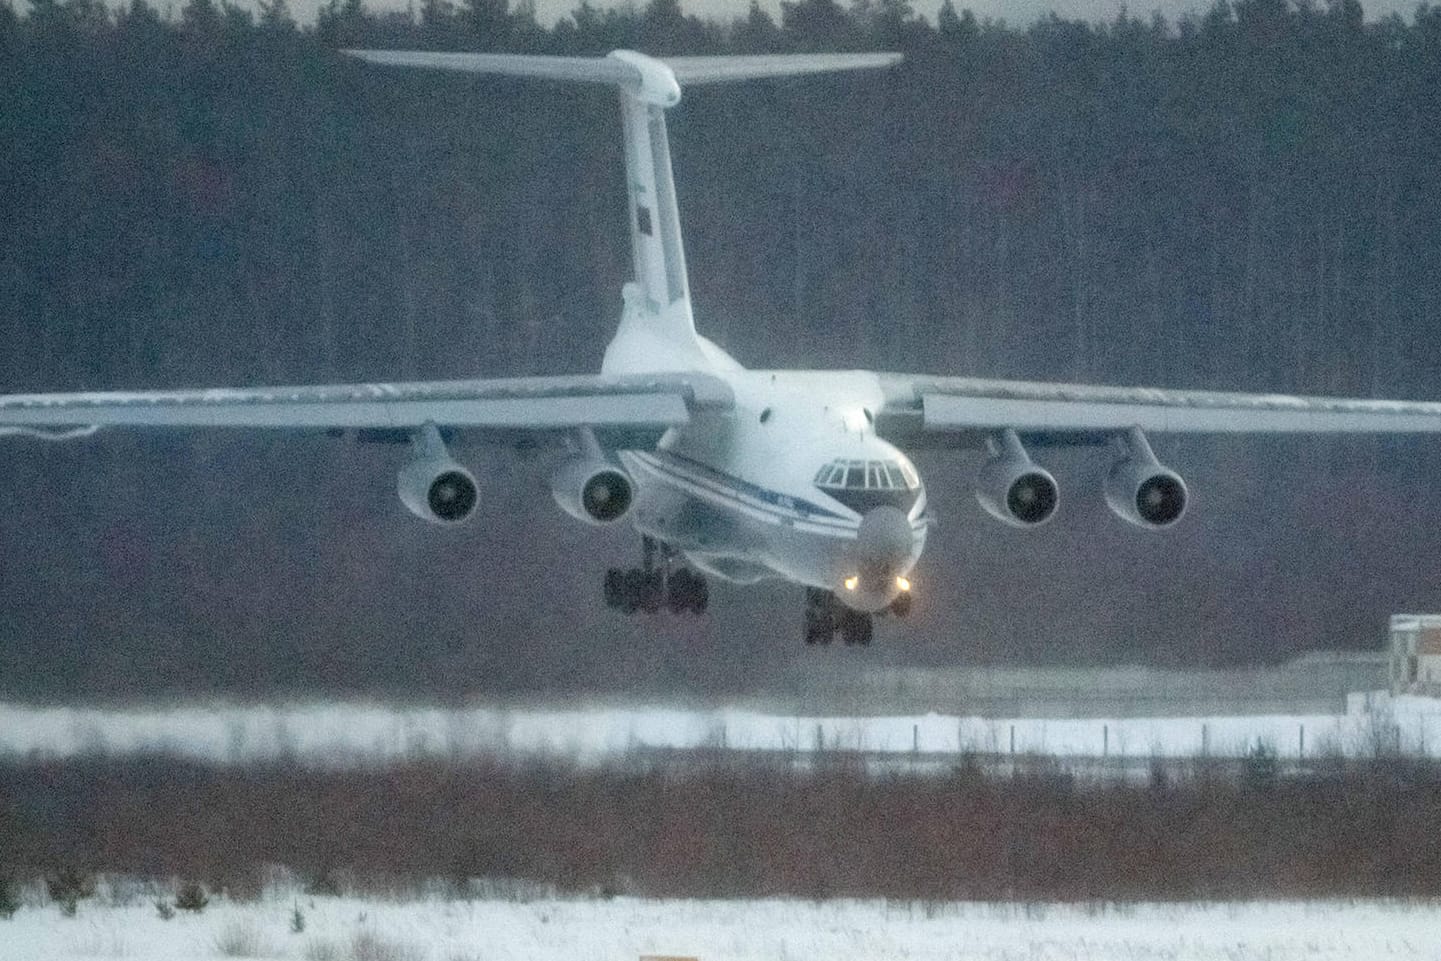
[603,568,625,609]
[667,569,710,615]
[639,570,665,614]
[621,569,647,614]
[666,569,693,614]
[803,588,834,645]
[691,574,709,614]
[840,610,873,647]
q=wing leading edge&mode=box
[0,373,733,436]
[876,373,1441,448]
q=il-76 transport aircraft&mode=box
[6,50,1441,646]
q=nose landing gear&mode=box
[604,536,709,616]
[804,588,873,646]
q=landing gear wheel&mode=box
[667,569,696,614]
[889,591,912,619]
[621,569,647,614]
[665,568,710,615]
[639,570,665,614]
[607,539,710,617]
[603,568,625,610]
[804,588,835,645]
[840,610,873,647]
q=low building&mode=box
[1390,614,1441,696]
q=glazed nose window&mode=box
[813,458,921,515]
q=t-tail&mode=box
[344,49,902,374]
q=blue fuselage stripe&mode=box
[630,451,860,531]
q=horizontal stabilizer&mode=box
[343,50,638,87]
[662,53,903,84]
[343,49,902,106]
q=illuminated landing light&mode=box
[896,576,911,593]
[843,576,859,591]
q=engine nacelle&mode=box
[397,427,478,525]
[976,430,1059,528]
[550,457,634,525]
[1105,429,1187,529]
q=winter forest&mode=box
[2,0,1441,699]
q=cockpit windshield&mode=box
[813,458,922,516]
[814,459,920,492]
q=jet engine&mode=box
[397,425,479,525]
[976,430,1059,528]
[1105,428,1187,529]
[551,456,634,525]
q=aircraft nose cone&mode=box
[854,506,914,571]
[839,506,916,613]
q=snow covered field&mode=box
[5,894,1441,961]
[2,693,1440,766]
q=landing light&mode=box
[843,576,859,591]
[896,576,911,593]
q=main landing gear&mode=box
[604,536,709,615]
[803,586,912,646]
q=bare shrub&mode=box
[155,899,175,920]
[176,881,209,913]
[214,920,273,958]
[1242,740,1280,789]
[349,930,426,961]
[0,877,18,919]
[303,939,343,961]
[46,867,95,913]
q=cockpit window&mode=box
[814,459,920,492]
[814,457,922,515]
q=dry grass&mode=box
[214,919,275,958]
[348,930,427,961]
[303,939,343,961]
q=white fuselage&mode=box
[603,312,927,611]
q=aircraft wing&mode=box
[0,373,733,440]
[874,373,1441,448]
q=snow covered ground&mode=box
[2,693,1441,766]
[5,894,1441,961]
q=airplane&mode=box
[7,49,1441,647]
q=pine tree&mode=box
[462,0,508,46]
[936,0,976,43]
[257,0,294,29]
[734,0,781,51]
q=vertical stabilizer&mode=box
[343,48,903,372]
[615,74,696,336]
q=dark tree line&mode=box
[2,0,1441,699]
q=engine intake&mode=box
[551,456,634,525]
[1105,428,1187,529]
[976,430,1059,528]
[398,425,478,525]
